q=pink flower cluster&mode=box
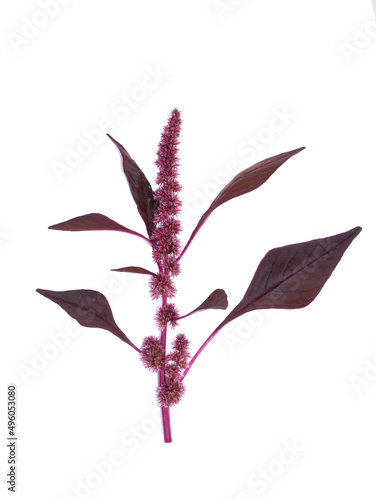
[149,109,184,337]
[140,336,165,372]
[157,334,190,407]
[155,303,179,330]
[140,109,191,408]
[140,333,190,407]
[150,108,182,273]
[149,273,176,300]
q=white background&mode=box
[1,1,375,499]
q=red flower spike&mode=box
[151,109,183,268]
[149,110,186,416]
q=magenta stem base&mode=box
[161,406,172,443]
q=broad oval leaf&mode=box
[49,213,150,243]
[179,289,228,319]
[179,147,305,259]
[107,134,157,237]
[182,226,361,379]
[111,266,157,276]
[36,288,139,351]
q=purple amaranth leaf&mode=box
[179,147,305,259]
[178,289,228,320]
[111,266,157,276]
[222,226,362,320]
[49,213,150,244]
[107,134,157,237]
[36,288,140,352]
[182,226,362,379]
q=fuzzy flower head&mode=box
[172,333,190,354]
[151,225,181,262]
[165,255,181,277]
[155,303,180,330]
[149,273,177,300]
[155,108,182,177]
[140,336,165,372]
[157,378,185,408]
[167,334,190,370]
[152,197,182,224]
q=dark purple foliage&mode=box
[178,289,228,320]
[107,134,157,237]
[49,213,150,243]
[111,266,157,276]
[182,226,362,379]
[179,147,305,259]
[226,226,361,318]
[37,109,361,443]
[36,288,139,351]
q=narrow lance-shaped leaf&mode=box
[107,134,157,237]
[49,213,150,244]
[178,289,228,320]
[182,226,362,379]
[36,288,140,352]
[179,147,305,260]
[111,266,157,276]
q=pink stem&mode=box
[181,324,225,381]
[128,342,141,354]
[177,211,211,261]
[159,272,172,442]
[159,368,172,443]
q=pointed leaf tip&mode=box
[36,288,139,351]
[179,147,306,259]
[179,288,228,319]
[107,134,157,237]
[48,213,150,243]
[222,225,362,325]
[111,266,157,276]
[183,225,361,379]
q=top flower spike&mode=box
[151,108,183,272]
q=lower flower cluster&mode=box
[140,334,190,407]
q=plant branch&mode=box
[159,276,172,442]
[180,324,224,381]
